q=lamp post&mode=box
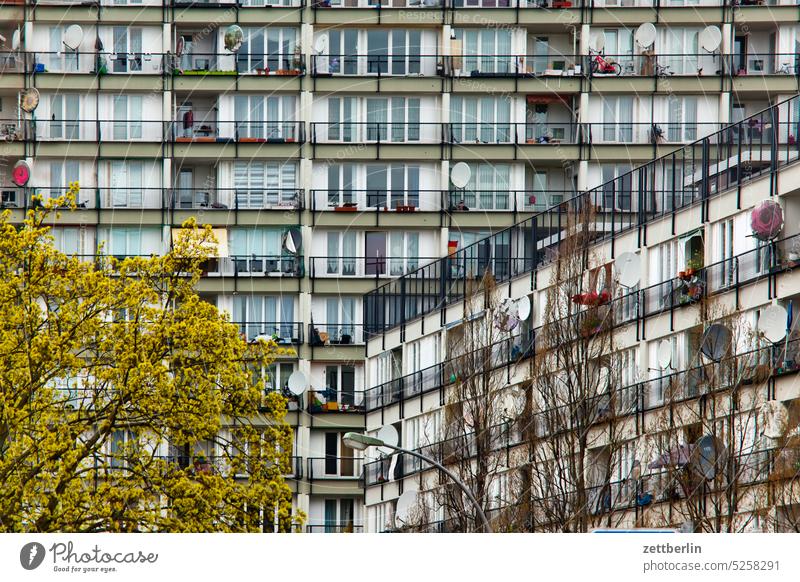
[343,432,492,533]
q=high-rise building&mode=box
[3,0,799,533]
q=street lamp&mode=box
[343,431,492,533]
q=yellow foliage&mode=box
[0,188,302,532]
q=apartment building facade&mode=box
[2,0,799,532]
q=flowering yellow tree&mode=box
[0,185,300,532]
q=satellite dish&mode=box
[11,29,20,51]
[395,490,420,528]
[762,400,789,440]
[589,33,605,53]
[760,304,788,343]
[656,339,673,369]
[176,36,185,57]
[64,24,84,51]
[699,26,722,53]
[286,370,307,396]
[700,324,732,362]
[11,161,31,187]
[751,199,784,242]
[224,25,244,53]
[450,162,471,189]
[377,425,399,455]
[690,435,728,481]
[516,295,532,321]
[314,35,328,54]
[635,23,656,48]
[282,228,301,256]
[20,87,40,113]
[615,252,641,288]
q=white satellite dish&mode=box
[450,162,472,189]
[516,295,532,321]
[635,23,656,49]
[286,370,307,396]
[615,252,641,288]
[589,33,605,53]
[395,490,420,529]
[760,304,788,344]
[699,26,722,53]
[377,425,399,455]
[314,35,328,54]
[762,401,789,440]
[11,29,20,51]
[64,24,84,51]
[656,339,673,369]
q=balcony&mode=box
[309,256,438,278]
[173,52,304,76]
[450,54,582,78]
[29,51,164,75]
[173,0,304,6]
[307,456,363,480]
[171,188,302,210]
[305,524,363,533]
[233,321,304,344]
[449,122,579,144]
[311,189,442,212]
[173,120,304,143]
[584,122,719,145]
[313,0,441,6]
[588,53,723,77]
[308,323,365,346]
[307,388,366,413]
[206,255,303,278]
[731,53,800,76]
[310,54,441,77]
[447,189,574,212]
[310,121,441,144]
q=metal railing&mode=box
[307,456,363,480]
[365,96,800,336]
[588,53,723,77]
[305,524,364,533]
[447,189,575,212]
[309,256,439,278]
[311,189,442,212]
[205,255,303,278]
[232,321,304,344]
[170,188,302,210]
[307,388,366,413]
[450,54,582,77]
[730,53,800,76]
[174,52,304,75]
[449,122,580,145]
[308,323,365,345]
[584,122,719,145]
[310,53,441,76]
[310,121,440,144]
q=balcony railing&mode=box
[232,321,304,344]
[447,189,575,212]
[449,122,580,145]
[309,256,439,278]
[450,54,582,77]
[308,323,365,345]
[173,0,304,6]
[310,54,442,76]
[307,457,363,480]
[366,96,800,336]
[310,121,441,144]
[730,53,800,76]
[171,188,302,210]
[173,120,304,143]
[307,388,366,413]
[174,52,304,76]
[205,255,303,278]
[588,53,723,77]
[311,189,442,212]
[584,122,720,145]
[305,524,363,533]
[313,0,441,6]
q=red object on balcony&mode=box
[552,0,572,6]
[448,240,458,255]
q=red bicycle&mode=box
[589,51,622,76]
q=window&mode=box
[716,218,735,288]
[324,499,355,532]
[365,97,420,142]
[667,96,698,142]
[451,97,511,144]
[233,161,297,208]
[365,29,422,75]
[49,95,80,140]
[327,164,356,206]
[603,28,634,72]
[101,226,161,258]
[365,164,420,208]
[324,297,357,342]
[326,29,359,75]
[327,97,356,142]
[113,95,142,140]
[234,95,296,140]
[236,27,297,73]
[50,26,79,72]
[51,227,87,256]
[602,96,634,142]
[112,27,142,73]
[456,164,510,210]
[324,365,356,406]
[233,294,295,341]
[651,335,678,405]
[389,232,420,276]
[617,348,638,411]
[326,231,357,276]
[454,28,513,75]
[664,28,699,75]
[600,165,632,211]
[263,362,295,393]
[109,429,135,469]
[48,160,80,200]
[109,161,143,207]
